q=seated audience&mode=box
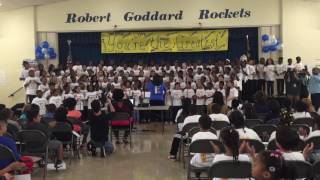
[207,91,228,115]
[229,111,261,141]
[190,115,218,168]
[242,102,258,119]
[276,126,313,161]
[111,89,133,144]
[209,103,229,122]
[24,104,64,167]
[292,100,312,119]
[253,91,269,114]
[265,99,281,125]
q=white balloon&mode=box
[44,54,50,59]
[42,48,48,54]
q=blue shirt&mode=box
[0,136,20,169]
[147,82,166,101]
[308,75,320,94]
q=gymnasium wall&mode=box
[0,7,36,106]
[282,0,320,68]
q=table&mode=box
[134,106,170,134]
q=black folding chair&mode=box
[267,139,306,151]
[240,139,265,153]
[285,161,312,179]
[109,112,132,147]
[7,123,19,141]
[51,122,75,163]
[211,121,230,131]
[17,130,48,180]
[252,124,277,142]
[187,139,223,180]
[313,160,320,179]
[293,117,314,127]
[208,160,252,179]
[0,144,18,165]
[244,119,263,128]
[178,122,199,162]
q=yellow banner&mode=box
[101,29,228,53]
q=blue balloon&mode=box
[262,34,269,41]
[50,53,57,59]
[262,46,270,53]
[270,45,277,52]
[48,48,55,55]
[41,41,49,49]
[35,46,42,53]
[36,52,45,60]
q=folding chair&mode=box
[17,130,48,180]
[7,123,19,141]
[178,123,199,164]
[211,121,229,131]
[256,113,267,120]
[267,139,306,151]
[0,144,18,166]
[252,124,277,142]
[109,112,133,147]
[208,160,252,179]
[293,117,314,127]
[187,139,222,180]
[313,160,320,179]
[240,139,265,153]
[244,119,263,128]
[51,122,75,163]
[290,124,310,132]
[285,161,312,179]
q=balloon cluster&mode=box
[35,41,57,60]
[261,34,283,53]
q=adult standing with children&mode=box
[308,67,320,111]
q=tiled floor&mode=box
[33,123,186,180]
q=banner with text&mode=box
[101,29,228,53]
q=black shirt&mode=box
[88,111,112,142]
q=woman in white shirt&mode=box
[229,111,261,141]
[292,100,312,119]
[264,58,276,96]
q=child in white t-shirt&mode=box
[183,82,195,104]
[226,81,239,108]
[171,82,183,123]
[73,86,85,111]
[205,82,215,105]
[196,83,206,114]
[49,88,62,108]
[24,69,41,103]
[32,90,48,116]
[38,77,49,93]
[86,85,98,110]
[190,115,218,169]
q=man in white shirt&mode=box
[275,57,286,96]
[190,115,218,168]
[294,56,304,72]
[24,69,41,103]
